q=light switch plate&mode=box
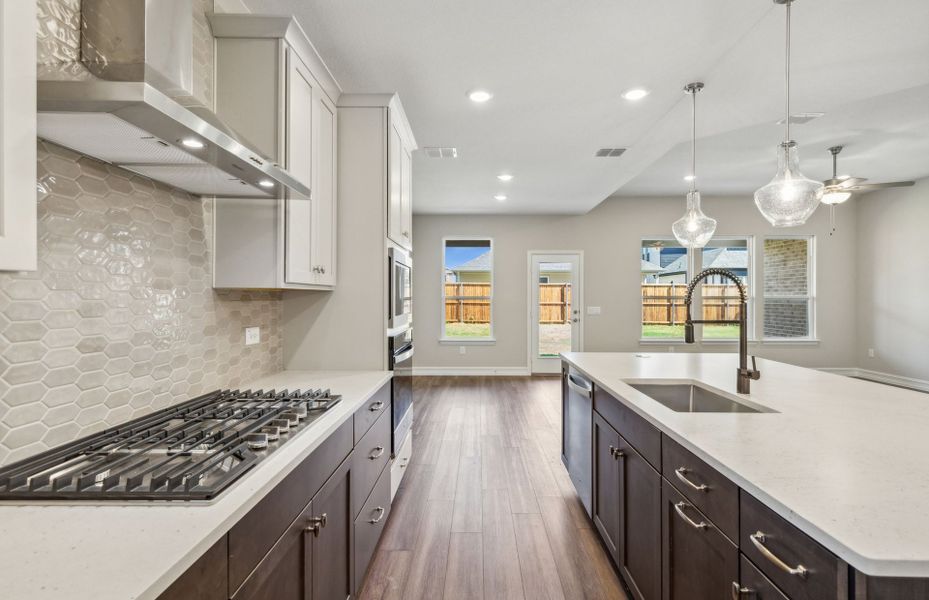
[587,306,601,315]
[245,326,260,346]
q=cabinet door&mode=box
[311,88,337,286]
[592,413,621,562]
[387,121,404,247]
[661,479,738,600]
[284,48,316,285]
[231,507,312,600]
[311,457,352,600]
[399,142,413,249]
[619,438,661,600]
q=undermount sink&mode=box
[627,383,774,414]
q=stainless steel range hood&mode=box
[36,0,310,199]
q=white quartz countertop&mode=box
[0,370,392,600]
[561,352,929,578]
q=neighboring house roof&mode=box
[641,259,663,273]
[451,251,492,272]
[662,248,748,275]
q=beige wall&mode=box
[413,195,860,372]
[855,178,929,381]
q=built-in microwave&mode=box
[388,246,412,331]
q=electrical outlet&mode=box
[868,348,875,358]
[587,306,601,315]
[245,326,260,346]
[459,346,467,355]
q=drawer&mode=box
[353,464,392,594]
[740,492,847,600]
[737,554,789,600]
[354,383,390,444]
[593,384,661,468]
[662,435,739,541]
[228,418,352,593]
[351,405,392,518]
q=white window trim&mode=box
[761,235,818,342]
[441,236,495,343]
[638,236,755,344]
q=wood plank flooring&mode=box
[359,376,627,600]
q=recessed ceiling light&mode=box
[683,175,696,182]
[181,138,205,149]
[497,174,513,182]
[621,88,650,101]
[258,179,274,188]
[468,89,493,103]
[494,194,507,201]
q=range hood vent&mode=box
[36,0,310,200]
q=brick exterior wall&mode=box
[763,239,810,338]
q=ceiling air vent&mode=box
[595,148,627,157]
[423,147,458,158]
[777,112,825,125]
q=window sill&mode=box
[440,337,497,346]
[761,338,820,345]
[639,339,760,345]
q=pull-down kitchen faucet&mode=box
[684,268,761,394]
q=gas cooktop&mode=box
[0,388,341,501]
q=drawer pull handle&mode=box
[369,446,386,460]
[731,582,753,599]
[675,467,709,492]
[369,401,385,412]
[673,501,708,530]
[750,531,809,578]
[368,506,386,524]
[305,513,328,537]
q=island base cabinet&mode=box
[592,413,621,561]
[661,480,738,600]
[619,437,661,600]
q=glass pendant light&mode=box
[754,0,823,227]
[672,82,716,248]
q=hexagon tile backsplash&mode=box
[0,141,284,466]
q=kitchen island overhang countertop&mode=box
[0,370,392,600]
[560,351,929,579]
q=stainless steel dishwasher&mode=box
[562,366,593,516]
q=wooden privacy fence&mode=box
[642,283,743,325]
[444,283,573,324]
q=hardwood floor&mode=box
[359,376,627,600]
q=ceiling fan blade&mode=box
[823,177,866,189]
[850,181,916,191]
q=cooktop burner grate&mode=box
[0,388,341,501]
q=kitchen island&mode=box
[0,370,392,600]
[560,352,929,599]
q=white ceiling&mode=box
[244,0,929,214]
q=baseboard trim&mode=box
[413,366,531,377]
[819,368,929,393]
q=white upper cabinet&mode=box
[387,115,415,251]
[0,2,37,272]
[210,14,340,289]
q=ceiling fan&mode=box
[821,145,916,234]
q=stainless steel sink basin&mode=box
[627,383,774,413]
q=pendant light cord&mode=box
[784,0,792,142]
[691,88,697,192]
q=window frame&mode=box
[638,235,755,344]
[761,235,817,342]
[440,236,496,344]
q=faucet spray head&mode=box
[684,323,695,344]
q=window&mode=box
[539,275,550,283]
[763,237,815,339]
[443,238,493,340]
[640,237,752,341]
[698,238,752,340]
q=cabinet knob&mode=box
[731,582,753,599]
[305,513,328,537]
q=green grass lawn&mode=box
[445,322,492,338]
[642,324,740,339]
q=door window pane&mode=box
[444,239,493,339]
[538,262,572,356]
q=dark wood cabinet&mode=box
[592,412,621,561]
[735,554,790,600]
[311,457,353,600]
[231,507,311,600]
[157,537,228,600]
[618,437,661,600]
[661,479,738,600]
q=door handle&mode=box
[368,506,386,524]
[566,373,592,398]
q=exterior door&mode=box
[530,253,581,373]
